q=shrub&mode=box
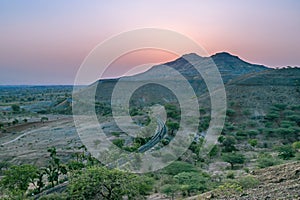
[39,193,68,200]
[247,130,259,138]
[112,138,125,148]
[226,172,235,179]
[226,109,236,117]
[174,172,210,195]
[265,112,280,121]
[209,145,219,158]
[11,104,20,112]
[237,176,260,189]
[161,161,199,175]
[273,104,287,111]
[257,154,281,168]
[292,141,300,150]
[68,166,153,200]
[277,145,296,160]
[248,139,258,147]
[214,182,243,197]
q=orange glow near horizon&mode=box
[102,49,179,78]
[1,1,300,84]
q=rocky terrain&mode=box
[191,161,300,200]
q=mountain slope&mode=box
[94,52,270,104]
[189,161,300,200]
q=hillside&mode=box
[93,52,270,104]
[190,161,300,200]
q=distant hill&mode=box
[93,52,271,105]
[195,68,300,119]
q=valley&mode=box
[0,53,300,199]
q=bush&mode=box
[226,172,235,179]
[292,141,300,150]
[226,109,236,117]
[277,145,296,160]
[68,166,153,199]
[11,104,20,112]
[161,184,180,199]
[248,139,258,147]
[273,104,287,111]
[161,161,199,175]
[174,172,210,195]
[257,155,281,168]
[214,182,243,197]
[247,130,259,138]
[112,138,125,148]
[39,193,68,200]
[237,176,260,189]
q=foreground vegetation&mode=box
[0,84,299,199]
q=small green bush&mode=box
[214,182,243,197]
[248,139,258,147]
[257,153,281,168]
[237,176,260,189]
[226,172,235,179]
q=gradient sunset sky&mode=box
[1,0,300,85]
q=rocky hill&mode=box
[190,161,300,200]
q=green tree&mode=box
[209,145,219,158]
[41,117,49,123]
[166,121,179,135]
[112,138,125,148]
[12,119,19,125]
[174,172,210,196]
[0,164,38,196]
[221,136,237,152]
[222,153,245,169]
[162,161,199,175]
[165,104,180,120]
[226,109,236,117]
[11,104,20,113]
[277,145,296,160]
[68,166,153,200]
[161,184,180,200]
[44,147,67,187]
[248,139,258,147]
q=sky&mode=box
[0,0,300,85]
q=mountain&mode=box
[93,52,271,105]
[139,52,268,82]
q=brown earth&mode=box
[189,162,300,200]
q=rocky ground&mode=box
[190,162,300,200]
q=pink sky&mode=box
[0,0,300,85]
